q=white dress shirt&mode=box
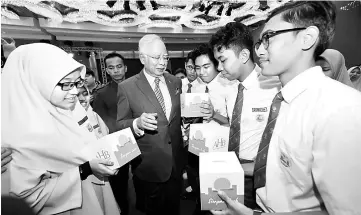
[181,77,203,94]
[192,73,236,124]
[256,66,361,214]
[226,65,281,160]
[133,70,172,135]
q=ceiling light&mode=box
[204,3,213,15]
[217,4,224,16]
[106,0,117,9]
[150,1,158,10]
[123,1,130,10]
[137,1,146,11]
[226,6,232,16]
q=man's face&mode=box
[195,54,218,84]
[106,56,127,82]
[84,74,95,87]
[256,14,302,77]
[140,39,168,77]
[214,46,243,81]
[185,59,197,82]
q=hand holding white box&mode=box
[199,152,244,211]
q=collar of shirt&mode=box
[206,73,221,91]
[182,78,190,86]
[241,64,262,90]
[143,69,166,87]
[281,66,325,104]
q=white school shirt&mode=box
[192,73,236,125]
[226,65,281,160]
[256,66,361,214]
[181,77,204,94]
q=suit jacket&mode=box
[116,70,186,182]
[93,80,118,133]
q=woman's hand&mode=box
[89,159,116,179]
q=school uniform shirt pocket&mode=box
[277,137,313,191]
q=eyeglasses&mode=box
[255,27,306,51]
[186,65,194,71]
[142,53,170,63]
[57,79,85,91]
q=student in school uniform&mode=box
[186,43,236,215]
[193,43,235,126]
[181,50,203,94]
[209,22,281,210]
[211,1,361,215]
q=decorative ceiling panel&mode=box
[1,0,291,32]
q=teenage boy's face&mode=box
[256,14,302,77]
[213,46,243,81]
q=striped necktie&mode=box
[228,83,245,157]
[187,83,192,93]
[254,91,284,189]
[205,85,209,93]
[154,78,166,115]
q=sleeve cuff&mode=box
[133,118,144,136]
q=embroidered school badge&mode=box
[87,123,94,132]
[256,114,265,122]
[280,152,292,167]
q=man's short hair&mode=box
[209,22,254,62]
[86,68,95,77]
[193,44,219,69]
[267,1,336,58]
[185,50,196,64]
[104,52,126,67]
[138,34,163,53]
[175,68,186,76]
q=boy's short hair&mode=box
[267,1,336,58]
[185,50,196,64]
[209,22,254,62]
[85,68,95,77]
[175,68,186,76]
[193,44,219,69]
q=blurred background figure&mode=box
[316,49,354,88]
[174,68,186,79]
[348,65,361,91]
[84,68,101,104]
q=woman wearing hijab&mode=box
[1,43,119,215]
[76,86,109,139]
[316,49,354,88]
[348,65,361,91]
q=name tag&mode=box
[252,107,267,112]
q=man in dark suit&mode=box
[116,34,186,215]
[92,52,129,215]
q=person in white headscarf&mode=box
[1,43,119,215]
[348,65,361,91]
[316,49,354,88]
[76,85,109,139]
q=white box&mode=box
[188,124,229,156]
[199,152,244,210]
[83,128,141,170]
[181,93,209,117]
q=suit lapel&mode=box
[135,71,167,120]
[164,75,177,123]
